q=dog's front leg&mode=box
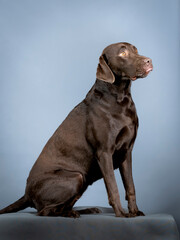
[119,151,145,216]
[97,151,126,217]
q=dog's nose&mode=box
[144,58,152,65]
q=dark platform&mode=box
[0,207,179,240]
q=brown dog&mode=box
[0,42,153,218]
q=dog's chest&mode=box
[110,102,138,169]
[112,98,138,150]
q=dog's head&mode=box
[96,42,153,83]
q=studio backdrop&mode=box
[0,0,179,231]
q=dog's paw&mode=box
[77,207,102,215]
[115,210,127,218]
[86,207,102,214]
[62,210,80,218]
[136,210,145,216]
[127,210,145,217]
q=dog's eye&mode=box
[119,51,126,57]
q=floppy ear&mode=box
[96,54,115,83]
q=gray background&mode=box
[0,0,180,232]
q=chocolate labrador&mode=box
[0,42,153,218]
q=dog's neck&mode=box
[113,74,132,93]
[85,76,133,105]
[94,76,132,96]
[84,77,132,106]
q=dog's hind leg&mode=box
[37,197,81,218]
[31,170,85,217]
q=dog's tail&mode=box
[0,195,30,214]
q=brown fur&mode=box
[0,42,153,217]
